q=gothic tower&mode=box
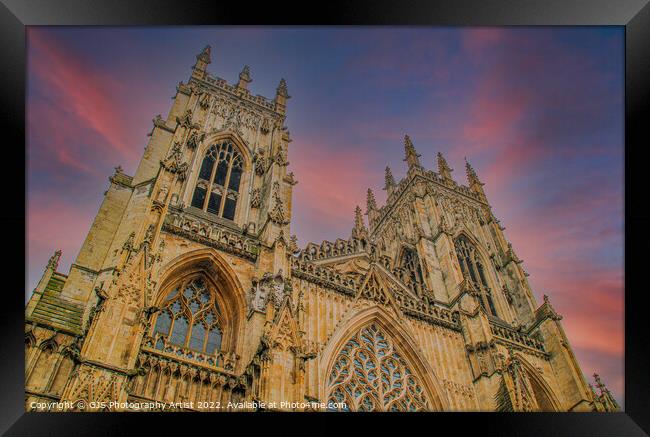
[25,46,617,412]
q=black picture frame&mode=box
[3,0,648,435]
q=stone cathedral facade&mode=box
[25,46,619,412]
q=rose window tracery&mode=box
[326,323,431,411]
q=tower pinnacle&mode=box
[46,249,62,271]
[465,158,486,199]
[464,158,483,185]
[437,152,453,181]
[274,78,290,114]
[384,166,396,192]
[403,135,421,170]
[192,45,212,79]
[352,206,368,240]
[237,65,252,89]
[366,188,377,213]
[197,45,211,64]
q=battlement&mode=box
[194,73,280,114]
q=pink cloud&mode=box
[28,29,139,164]
[289,137,381,245]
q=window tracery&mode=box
[454,235,498,316]
[397,247,425,295]
[191,142,244,221]
[326,323,431,411]
[151,276,223,355]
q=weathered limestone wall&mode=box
[294,276,479,411]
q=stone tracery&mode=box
[151,276,224,358]
[326,323,431,411]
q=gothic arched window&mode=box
[454,235,498,316]
[151,276,223,355]
[398,247,425,295]
[326,323,431,411]
[191,142,243,221]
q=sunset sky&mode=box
[26,27,624,405]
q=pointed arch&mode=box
[199,129,253,169]
[320,305,448,411]
[453,231,500,317]
[515,353,563,412]
[183,130,253,225]
[154,248,247,362]
[453,229,488,260]
[25,330,36,349]
[395,244,426,296]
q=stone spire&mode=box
[437,152,453,181]
[274,78,290,114]
[384,166,396,194]
[403,135,421,170]
[465,158,480,184]
[366,188,377,213]
[192,45,211,79]
[352,206,368,240]
[236,65,252,90]
[366,188,379,229]
[465,158,486,198]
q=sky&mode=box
[26,26,624,406]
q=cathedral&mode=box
[25,46,619,412]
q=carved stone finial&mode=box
[366,188,377,213]
[591,373,620,411]
[352,206,368,240]
[197,45,211,64]
[437,152,453,181]
[403,135,421,169]
[161,141,189,181]
[289,235,299,254]
[276,78,290,98]
[46,250,62,271]
[465,158,482,185]
[538,293,562,321]
[237,65,252,89]
[593,373,604,390]
[465,158,486,199]
[268,182,289,225]
[384,166,396,191]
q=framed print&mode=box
[3,0,649,435]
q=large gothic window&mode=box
[191,142,243,221]
[398,247,425,295]
[326,323,431,411]
[151,276,223,356]
[454,235,498,316]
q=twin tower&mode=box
[25,45,618,412]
